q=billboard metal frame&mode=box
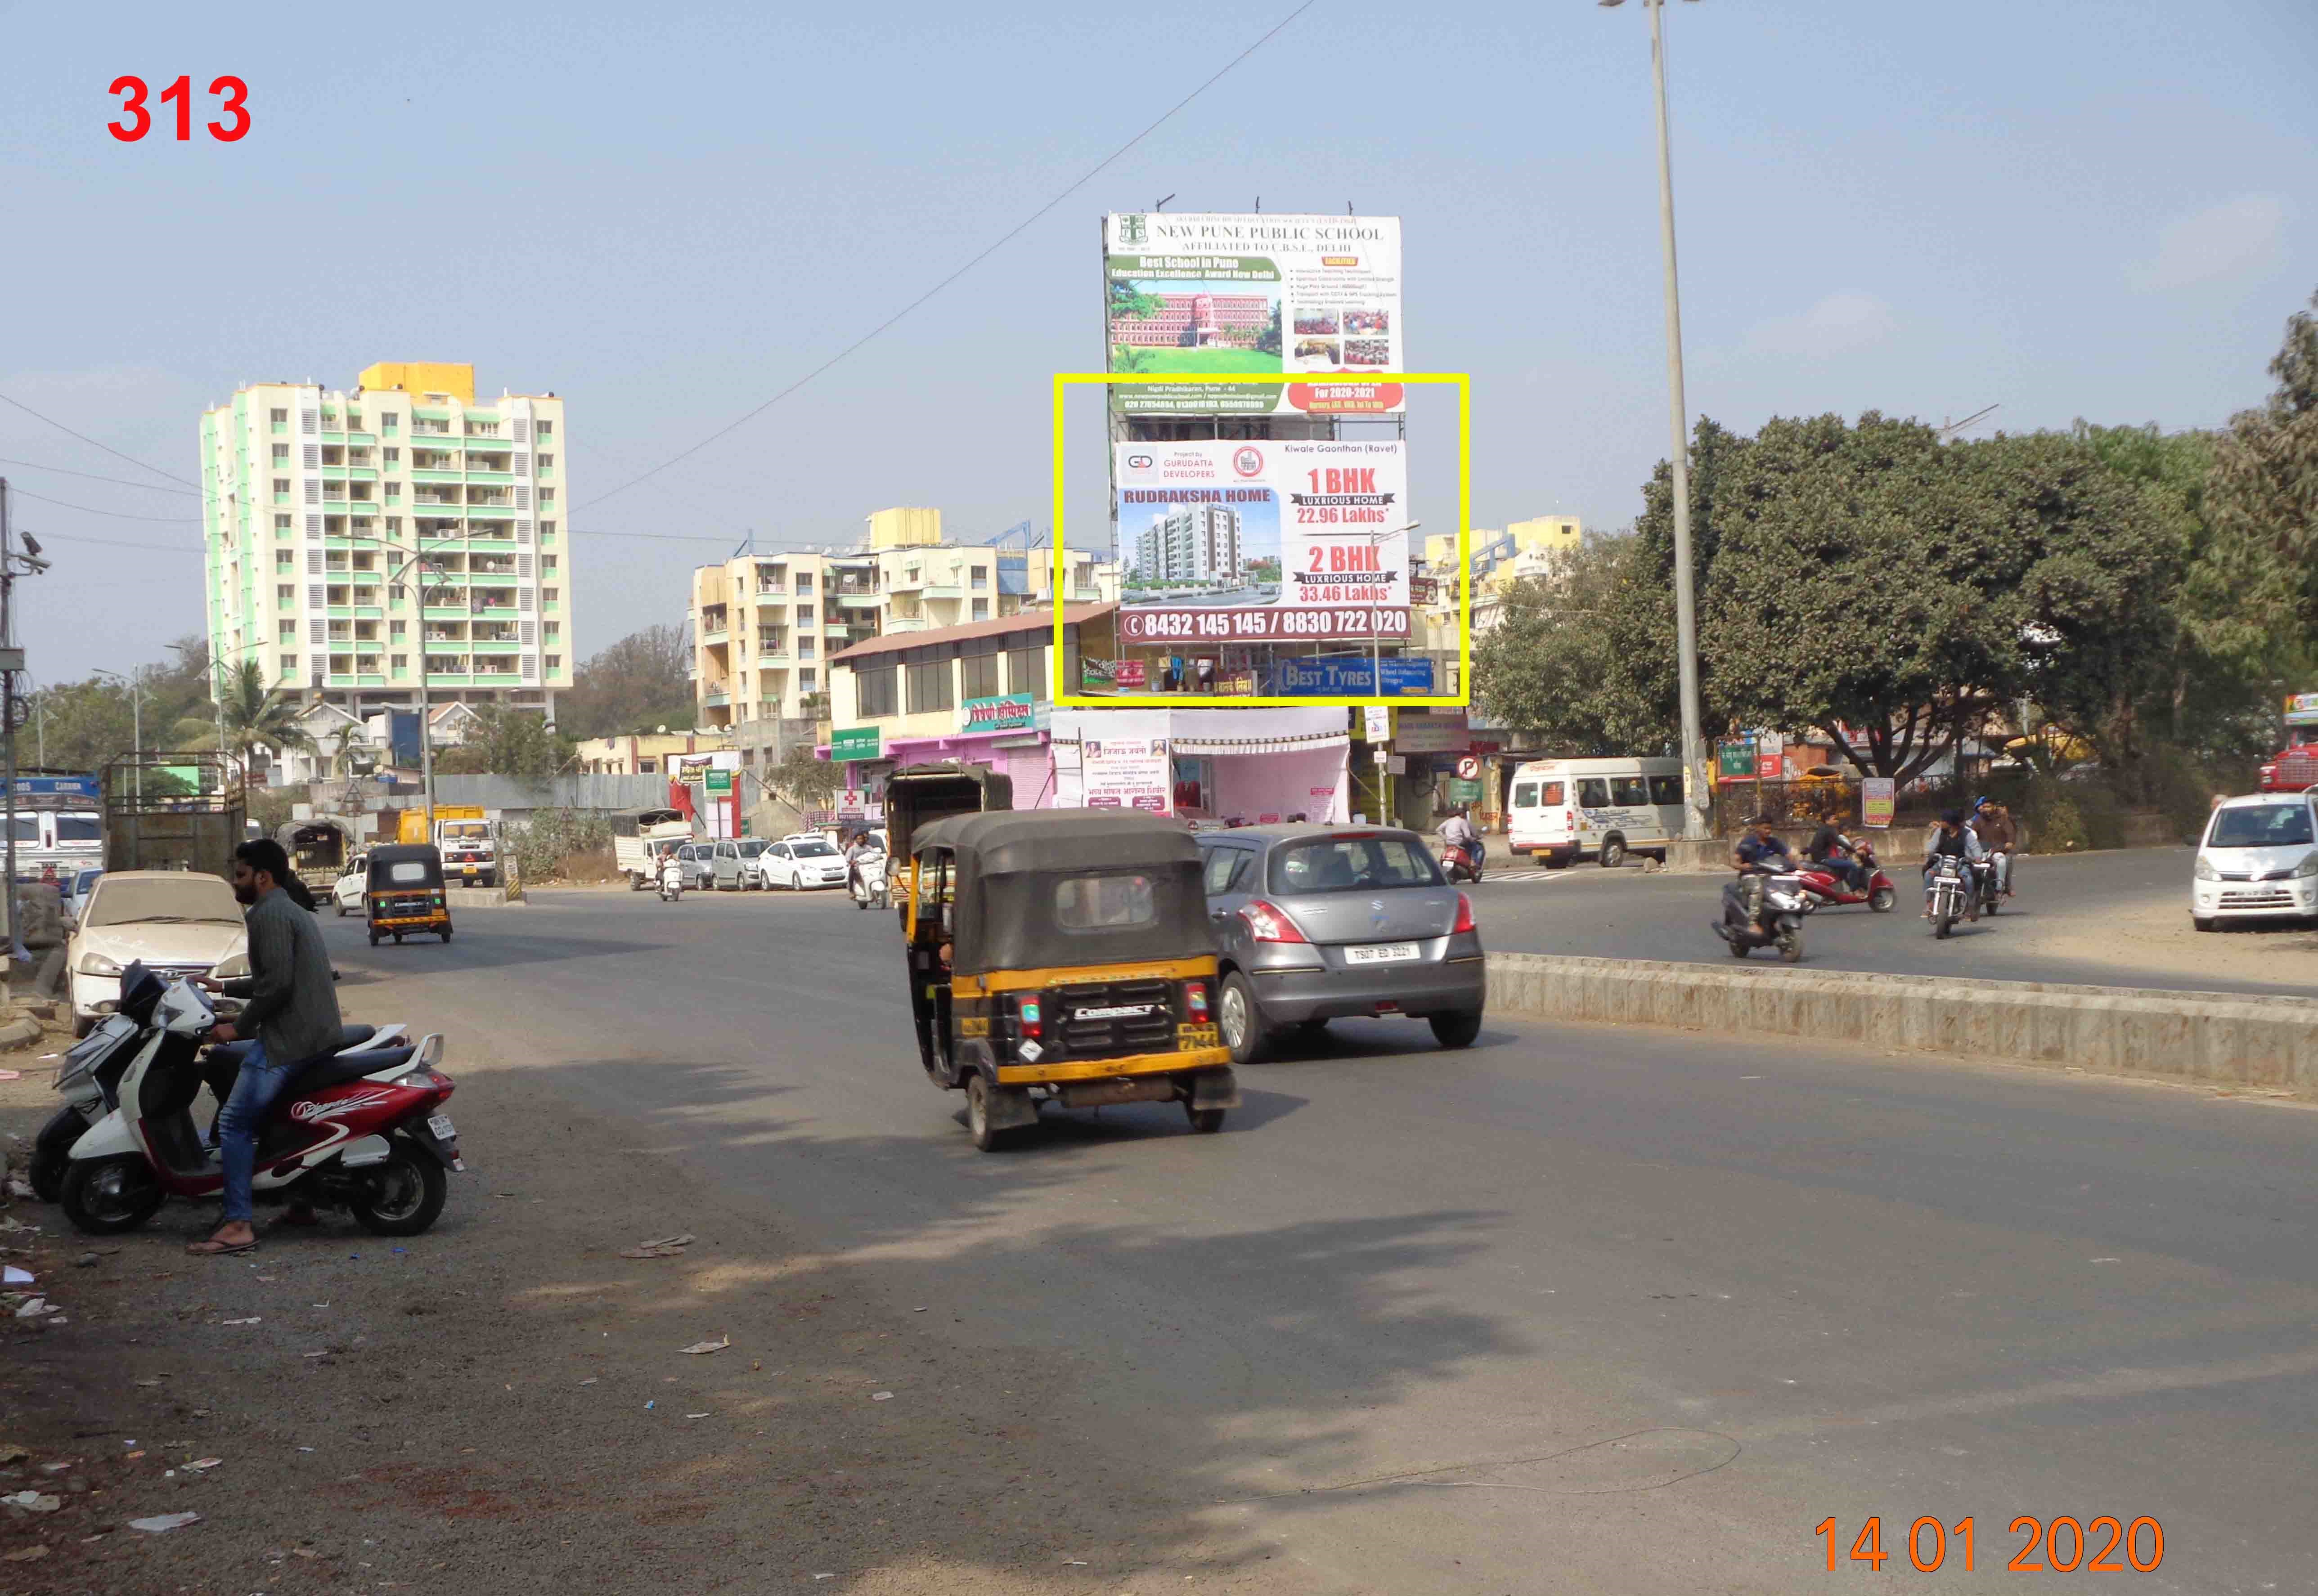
[1052,371,1470,709]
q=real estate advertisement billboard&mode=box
[1105,212,1403,415]
[1114,439,1410,634]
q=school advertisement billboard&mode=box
[1104,212,1404,415]
[1114,439,1410,628]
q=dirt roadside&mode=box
[0,1016,1303,1595]
[2001,888,2318,990]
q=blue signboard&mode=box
[9,775,99,802]
[1269,656,1434,697]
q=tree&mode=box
[455,704,574,784]
[2203,286,2318,658]
[213,657,317,796]
[1474,536,1663,752]
[557,625,695,740]
[769,743,838,810]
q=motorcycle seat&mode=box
[288,1044,417,1094]
[210,1024,377,1070]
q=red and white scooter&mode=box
[1793,841,1898,914]
[59,962,463,1238]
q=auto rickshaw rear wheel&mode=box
[1186,1104,1226,1134]
[965,1074,1023,1152]
[368,929,379,947]
[439,927,453,941]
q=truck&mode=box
[8,773,103,887]
[99,753,243,880]
[612,806,694,891]
[395,805,499,886]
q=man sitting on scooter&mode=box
[1439,807,1483,870]
[1804,806,1866,892]
[188,838,342,1258]
[1732,817,1798,873]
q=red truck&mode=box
[2259,741,2318,793]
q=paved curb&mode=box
[1486,952,2318,1098]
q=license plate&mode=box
[427,1114,456,1140]
[1345,941,1421,964]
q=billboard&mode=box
[1105,212,1403,414]
[1081,735,1170,811]
[1271,657,1434,697]
[1116,439,1409,629]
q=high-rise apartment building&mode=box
[690,508,1118,732]
[1134,505,1241,585]
[200,361,571,720]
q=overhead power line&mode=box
[9,486,202,523]
[578,0,1321,513]
[0,456,204,495]
[0,390,199,488]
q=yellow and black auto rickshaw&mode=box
[905,809,1238,1150]
[365,843,453,946]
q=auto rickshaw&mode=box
[364,843,453,946]
[905,809,1238,1151]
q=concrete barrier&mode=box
[445,887,522,908]
[1485,952,2318,1098]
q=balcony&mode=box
[835,591,883,609]
[700,627,728,645]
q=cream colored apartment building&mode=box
[1420,514,1583,647]
[690,507,1118,729]
[200,361,571,718]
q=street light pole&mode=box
[95,668,148,800]
[1604,0,1711,841]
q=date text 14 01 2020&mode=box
[1118,607,1410,643]
[1816,1516,2163,1574]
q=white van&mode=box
[1506,757,1685,868]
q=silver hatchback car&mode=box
[1196,824,1486,1063]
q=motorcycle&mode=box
[1975,850,2009,916]
[1925,852,1973,939]
[1793,842,1896,913]
[30,994,402,1205]
[1440,836,1484,885]
[849,850,889,911]
[1712,866,1808,962]
[57,963,463,1238]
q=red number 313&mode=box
[108,75,250,143]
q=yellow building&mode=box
[1421,514,1584,645]
[575,729,732,776]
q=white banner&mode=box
[1116,440,1408,624]
[1082,733,1171,812]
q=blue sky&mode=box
[2,0,2313,685]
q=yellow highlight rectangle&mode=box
[1051,372,1472,709]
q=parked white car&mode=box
[2192,792,2318,930]
[764,834,848,890]
[67,870,249,1037]
[61,866,105,930]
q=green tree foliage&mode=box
[2204,287,2318,661]
[769,742,839,810]
[213,656,319,789]
[556,625,696,740]
[23,634,219,774]
[449,704,574,784]
[1474,536,1662,753]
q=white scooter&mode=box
[658,858,685,902]
[849,849,888,911]
[57,961,460,1237]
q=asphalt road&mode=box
[320,886,2318,1593]
[1473,843,2318,996]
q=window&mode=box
[1611,776,1650,807]
[1007,642,1045,701]
[271,443,289,463]
[278,619,296,639]
[2207,804,2316,848]
[970,566,988,589]
[1511,782,1538,809]
[1202,844,1253,896]
[391,653,408,671]
[280,653,297,675]
[971,598,989,621]
[1576,778,1610,808]
[856,663,898,718]
[543,587,559,602]
[274,515,291,532]
[906,656,952,713]
[1269,835,1442,895]
[541,555,557,572]
[543,621,559,638]
[272,478,290,495]
[274,550,294,569]
[797,636,815,659]
[1055,873,1157,931]
[961,651,1000,699]
[798,669,816,690]
[385,483,400,500]
[535,419,552,437]
[545,655,562,671]
[388,861,429,885]
[383,447,400,465]
[540,520,556,537]
[269,408,288,425]
[1648,774,1684,806]
[381,414,399,434]
[386,517,401,534]
[538,453,553,468]
[538,488,555,504]
[277,584,296,605]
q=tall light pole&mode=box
[1365,519,1422,698]
[94,668,149,799]
[1602,0,1710,841]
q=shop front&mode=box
[1050,706,1351,825]
[835,697,1060,812]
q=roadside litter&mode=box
[128,1511,202,1532]
[1,1491,61,1513]
[620,1233,695,1260]
[679,1335,729,1355]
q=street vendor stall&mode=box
[1049,707,1350,824]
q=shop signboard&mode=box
[830,726,882,762]
[1081,658,1148,692]
[1116,440,1410,627]
[1860,777,1896,829]
[1081,735,1170,812]
[1275,656,1433,698]
[1447,777,1483,803]
[1104,212,1404,415]
[2287,691,2318,726]
[1394,710,1469,755]
[1717,738,1757,780]
[1363,705,1392,743]
[961,693,1036,733]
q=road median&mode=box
[1486,952,2318,1098]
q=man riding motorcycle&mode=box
[1923,809,1987,919]
[1969,797,2016,899]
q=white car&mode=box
[710,838,774,890]
[331,853,368,915]
[61,866,105,930]
[2192,791,2318,930]
[764,834,848,890]
[67,870,249,1037]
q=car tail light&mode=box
[1016,996,1043,1041]
[1240,898,1308,944]
[1185,981,1210,1021]
[1451,892,1476,934]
